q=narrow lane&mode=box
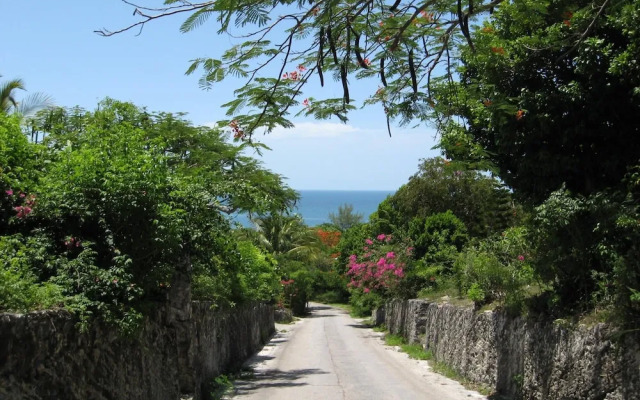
[231,303,486,400]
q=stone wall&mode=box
[384,299,432,344]
[384,300,640,400]
[0,302,274,400]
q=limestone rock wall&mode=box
[384,299,432,344]
[385,300,640,400]
[0,302,274,400]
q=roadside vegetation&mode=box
[2,0,639,335]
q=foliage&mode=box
[437,0,640,203]
[104,0,508,137]
[101,0,640,325]
[347,233,413,302]
[0,99,295,330]
[328,203,363,231]
[236,240,281,303]
[335,223,371,272]
[406,211,468,294]
[0,234,65,312]
[454,227,535,310]
[375,158,519,237]
[531,186,640,320]
[251,213,319,257]
[0,75,54,119]
[410,211,468,260]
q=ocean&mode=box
[233,190,394,227]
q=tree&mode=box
[328,203,363,231]
[102,1,638,200]
[375,157,518,237]
[1,76,54,119]
[436,0,640,203]
[0,99,298,327]
[100,0,506,138]
[251,213,319,258]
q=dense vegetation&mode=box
[0,99,299,331]
[2,0,639,330]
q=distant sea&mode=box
[233,190,394,227]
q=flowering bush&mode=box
[347,233,411,298]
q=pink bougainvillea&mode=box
[347,235,411,296]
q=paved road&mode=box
[231,303,486,400]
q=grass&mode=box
[430,361,493,396]
[210,368,256,400]
[381,332,492,396]
[383,334,433,360]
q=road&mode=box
[230,303,486,400]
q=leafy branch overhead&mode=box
[98,0,508,137]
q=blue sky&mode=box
[1,1,440,190]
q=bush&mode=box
[0,234,64,312]
[531,185,640,321]
[455,227,535,310]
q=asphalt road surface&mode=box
[230,303,486,400]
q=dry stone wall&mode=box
[383,300,640,400]
[0,302,274,400]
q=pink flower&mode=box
[386,252,395,259]
[5,189,13,196]
[19,193,26,198]
[365,239,373,245]
[14,206,32,218]
[302,98,310,107]
[377,257,385,266]
[363,288,370,293]
[517,255,525,261]
[377,234,386,241]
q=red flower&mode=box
[515,109,525,120]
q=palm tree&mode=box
[251,213,321,260]
[1,75,54,118]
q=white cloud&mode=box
[269,121,361,139]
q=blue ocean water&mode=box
[233,190,394,227]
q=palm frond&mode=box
[15,92,56,118]
[0,78,25,113]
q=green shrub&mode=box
[0,234,64,312]
[455,227,535,310]
[532,187,640,321]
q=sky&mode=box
[1,1,440,191]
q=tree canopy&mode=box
[100,0,511,137]
[102,0,639,201]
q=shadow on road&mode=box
[345,323,372,329]
[308,305,332,311]
[233,368,329,394]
